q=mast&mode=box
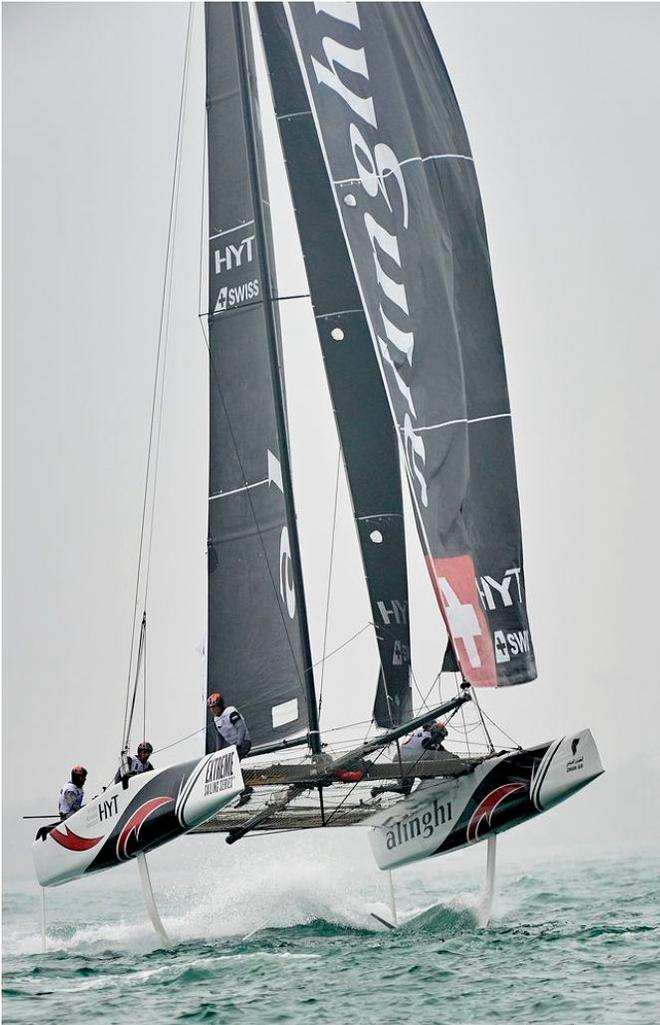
[204,2,319,751]
[232,4,320,754]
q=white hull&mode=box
[33,748,244,887]
[368,729,603,871]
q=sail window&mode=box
[370,530,383,544]
[272,698,299,728]
[331,327,345,341]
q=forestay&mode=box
[205,3,316,750]
[285,1,536,687]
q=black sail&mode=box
[204,2,318,751]
[257,3,412,726]
[286,2,536,687]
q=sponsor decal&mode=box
[427,554,497,685]
[203,751,234,797]
[466,783,526,843]
[493,628,531,664]
[566,737,584,775]
[391,639,409,666]
[212,225,260,314]
[50,825,105,853]
[383,797,452,852]
[214,234,255,275]
[494,630,510,663]
[214,278,260,314]
[98,794,119,822]
[477,568,523,610]
[377,599,408,626]
[116,797,173,861]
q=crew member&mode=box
[36,764,88,841]
[59,765,88,819]
[132,741,154,773]
[207,693,253,805]
[207,694,252,758]
[113,741,154,784]
[371,721,452,799]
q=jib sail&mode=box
[257,2,412,726]
[204,2,318,751]
[286,2,536,686]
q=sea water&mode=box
[3,833,659,1025]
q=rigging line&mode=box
[143,2,193,611]
[470,687,495,753]
[477,707,522,750]
[197,292,311,320]
[142,622,147,742]
[122,2,194,749]
[410,665,435,712]
[154,725,207,756]
[409,666,441,716]
[126,614,147,747]
[317,445,342,718]
[455,672,471,757]
[322,717,374,734]
[309,622,372,670]
[198,115,207,319]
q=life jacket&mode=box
[213,705,251,756]
[58,782,84,818]
[129,755,153,774]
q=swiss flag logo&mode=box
[427,554,497,686]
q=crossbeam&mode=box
[225,692,472,844]
[243,753,480,787]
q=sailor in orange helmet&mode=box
[207,694,252,759]
[371,721,453,799]
[59,765,88,819]
[207,693,253,806]
[35,764,88,841]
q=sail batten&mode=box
[284,1,537,688]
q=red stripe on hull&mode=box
[466,782,526,843]
[50,825,105,852]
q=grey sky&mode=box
[3,2,660,878]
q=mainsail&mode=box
[284,2,537,687]
[204,3,318,750]
[257,2,412,726]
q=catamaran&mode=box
[32,2,603,935]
